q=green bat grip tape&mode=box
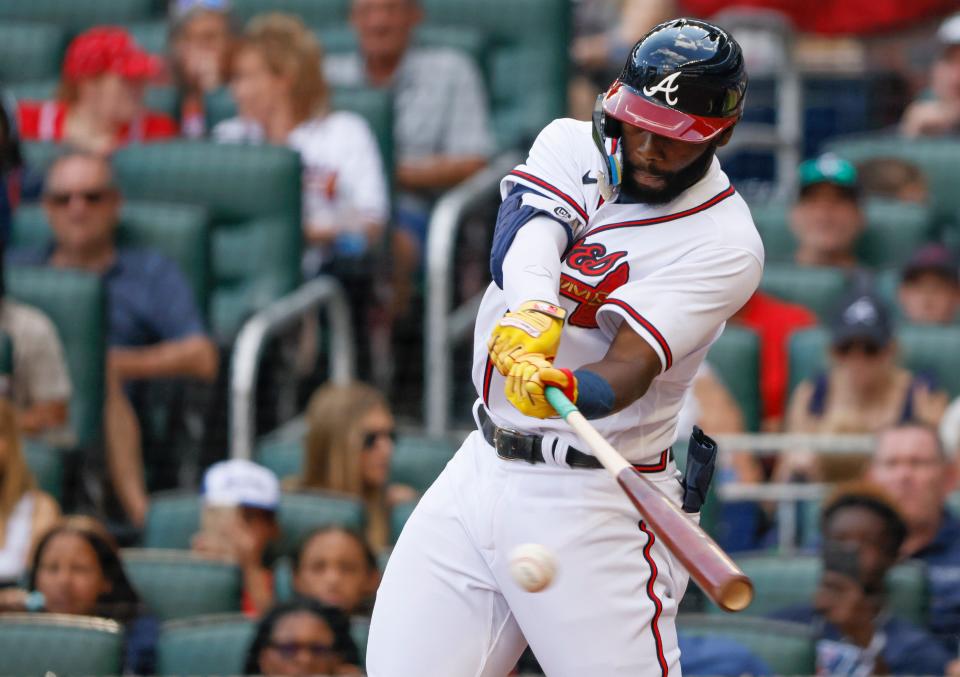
[545,386,578,418]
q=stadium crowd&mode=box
[0,0,960,675]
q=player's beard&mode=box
[619,140,719,205]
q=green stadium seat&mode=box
[122,548,242,621]
[144,490,366,555]
[420,0,570,150]
[707,325,761,431]
[126,20,167,56]
[0,613,123,677]
[389,434,458,493]
[5,80,59,103]
[760,264,852,320]
[827,135,960,227]
[12,201,211,320]
[23,439,63,503]
[232,0,349,26]
[712,553,928,625]
[0,329,10,375]
[276,490,366,558]
[19,140,63,173]
[112,142,302,340]
[748,200,796,263]
[273,556,294,601]
[0,22,66,83]
[0,0,155,33]
[156,614,254,677]
[390,499,417,545]
[789,325,960,397]
[6,266,105,449]
[257,435,303,480]
[678,613,815,676]
[351,615,370,665]
[203,86,395,179]
[143,491,201,549]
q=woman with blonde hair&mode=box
[214,13,389,277]
[0,398,60,585]
[296,382,415,552]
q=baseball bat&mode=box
[545,387,753,612]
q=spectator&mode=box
[192,459,280,615]
[678,633,772,676]
[0,515,159,675]
[900,13,960,138]
[866,423,960,649]
[943,396,960,457]
[16,27,176,155]
[291,382,415,552]
[214,13,388,281]
[783,291,947,480]
[731,290,817,430]
[897,243,960,325]
[9,151,218,527]
[0,93,43,246]
[790,154,864,270]
[0,398,60,586]
[243,598,361,676]
[855,157,929,204]
[325,0,494,287]
[169,0,237,138]
[771,483,952,676]
[292,526,379,617]
[0,243,72,439]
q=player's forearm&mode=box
[578,323,662,413]
[108,335,219,382]
[501,215,566,309]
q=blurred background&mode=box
[1,0,960,675]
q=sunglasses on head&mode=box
[43,188,113,208]
[268,641,335,660]
[362,428,397,450]
[835,340,884,357]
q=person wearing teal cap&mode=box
[789,153,865,269]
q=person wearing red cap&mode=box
[16,27,177,155]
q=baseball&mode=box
[509,543,557,592]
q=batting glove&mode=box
[504,354,579,419]
[488,300,566,376]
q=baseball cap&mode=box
[829,291,893,348]
[797,154,859,199]
[901,243,960,284]
[202,459,280,511]
[938,13,960,48]
[62,27,163,82]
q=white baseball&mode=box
[509,543,557,592]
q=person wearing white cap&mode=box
[193,459,280,615]
[901,12,960,137]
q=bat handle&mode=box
[545,386,577,418]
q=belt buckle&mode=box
[494,426,537,464]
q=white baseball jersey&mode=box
[472,118,764,464]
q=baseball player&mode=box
[367,18,763,676]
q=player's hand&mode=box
[504,353,555,418]
[488,300,566,375]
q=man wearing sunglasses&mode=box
[9,151,218,528]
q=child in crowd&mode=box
[0,515,158,675]
[244,598,361,675]
[192,458,280,615]
[292,526,379,617]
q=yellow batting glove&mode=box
[504,353,557,419]
[524,367,579,409]
[488,300,566,376]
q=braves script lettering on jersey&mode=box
[366,118,763,677]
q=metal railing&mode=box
[424,151,522,435]
[230,276,355,460]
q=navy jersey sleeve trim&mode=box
[602,298,674,371]
[490,185,573,289]
[509,170,589,223]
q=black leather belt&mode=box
[478,406,673,472]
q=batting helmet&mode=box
[602,18,747,143]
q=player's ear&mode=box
[715,126,735,148]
